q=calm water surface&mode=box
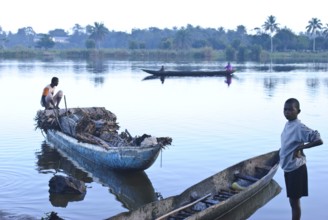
[0,60,327,220]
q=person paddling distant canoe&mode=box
[160,65,165,72]
[40,77,63,109]
[225,62,233,72]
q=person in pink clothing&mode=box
[225,62,233,72]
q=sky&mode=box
[1,0,327,34]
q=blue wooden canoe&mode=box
[35,107,170,172]
[142,69,235,77]
[46,130,162,171]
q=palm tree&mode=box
[306,18,322,52]
[262,15,279,53]
[323,24,328,39]
[173,28,191,50]
[88,22,109,49]
[236,25,247,43]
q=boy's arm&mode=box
[298,138,323,151]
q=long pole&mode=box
[63,95,73,136]
[64,95,68,116]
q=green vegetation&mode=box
[1,16,328,62]
[1,48,328,63]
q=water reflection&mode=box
[142,74,234,86]
[241,63,328,72]
[35,142,158,210]
[306,78,320,88]
[49,189,86,208]
[225,74,232,86]
[86,57,108,74]
[263,77,278,97]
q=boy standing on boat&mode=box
[40,77,63,109]
[279,98,323,220]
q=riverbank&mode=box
[1,48,328,62]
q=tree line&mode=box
[1,15,328,61]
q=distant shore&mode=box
[1,48,328,62]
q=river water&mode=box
[0,60,327,220]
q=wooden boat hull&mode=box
[108,150,279,220]
[46,130,162,171]
[142,69,235,77]
[215,179,281,220]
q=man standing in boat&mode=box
[225,62,233,72]
[40,77,63,109]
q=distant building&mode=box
[52,36,69,44]
[33,34,69,43]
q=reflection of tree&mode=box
[263,77,278,97]
[272,66,297,72]
[306,78,320,97]
[93,76,105,86]
[324,78,328,88]
[86,57,108,86]
[306,78,320,88]
[86,57,108,74]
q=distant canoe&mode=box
[142,69,235,77]
[108,150,280,220]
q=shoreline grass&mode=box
[1,48,328,63]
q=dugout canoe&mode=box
[35,107,172,171]
[142,69,235,77]
[108,150,280,220]
[46,130,163,171]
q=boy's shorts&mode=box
[284,164,308,199]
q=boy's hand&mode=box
[294,150,302,158]
[294,144,305,158]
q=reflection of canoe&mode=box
[36,143,158,210]
[35,108,171,171]
[109,150,279,220]
[142,69,235,77]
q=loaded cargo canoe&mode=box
[46,130,163,171]
[142,69,235,77]
[35,107,172,171]
[108,150,280,220]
